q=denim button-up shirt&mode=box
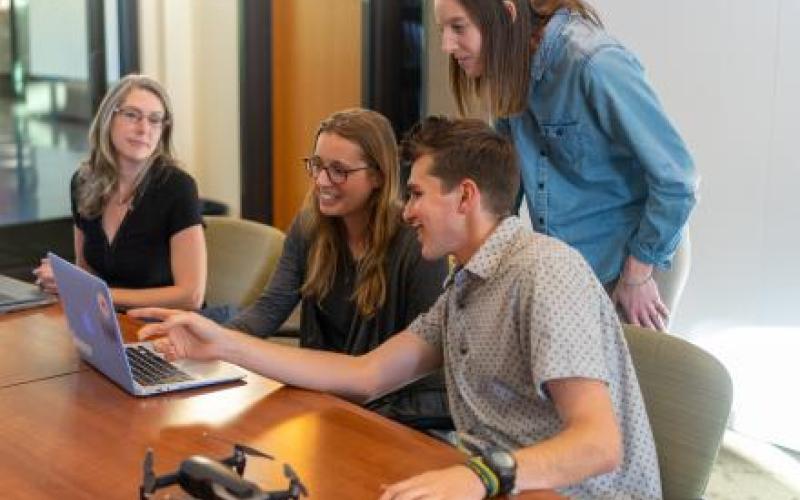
[496,10,697,283]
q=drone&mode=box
[139,443,308,500]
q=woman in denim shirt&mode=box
[434,0,698,331]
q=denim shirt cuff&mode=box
[627,244,671,271]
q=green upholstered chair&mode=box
[204,216,285,309]
[623,324,733,499]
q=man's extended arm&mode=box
[132,307,442,404]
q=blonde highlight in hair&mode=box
[75,74,179,218]
[450,0,602,118]
[300,109,402,317]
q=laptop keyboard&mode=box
[125,346,193,386]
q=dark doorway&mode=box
[363,0,424,137]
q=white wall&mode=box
[192,2,241,216]
[138,0,241,216]
[591,0,800,449]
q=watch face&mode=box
[490,450,515,468]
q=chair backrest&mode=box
[623,324,733,500]
[653,231,691,329]
[204,216,285,309]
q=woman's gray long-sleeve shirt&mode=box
[228,216,452,429]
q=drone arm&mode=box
[154,471,180,489]
[219,453,243,471]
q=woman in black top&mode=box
[229,108,451,429]
[34,75,205,310]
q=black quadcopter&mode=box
[139,443,308,500]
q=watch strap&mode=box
[465,456,500,498]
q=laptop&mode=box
[0,274,57,314]
[48,252,246,396]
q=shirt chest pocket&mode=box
[540,122,585,171]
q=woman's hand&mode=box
[32,258,58,294]
[612,257,669,331]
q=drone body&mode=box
[139,445,308,500]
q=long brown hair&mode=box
[75,74,178,218]
[300,109,402,317]
[450,0,602,118]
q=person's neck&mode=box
[117,159,148,200]
[452,213,504,266]
[343,211,370,259]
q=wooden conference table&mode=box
[0,305,562,499]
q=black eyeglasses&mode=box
[302,156,372,184]
[114,106,169,129]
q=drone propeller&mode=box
[204,432,274,460]
[140,448,157,497]
[283,464,309,498]
[234,443,274,460]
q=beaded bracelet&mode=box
[465,456,500,498]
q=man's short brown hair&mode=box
[401,116,520,217]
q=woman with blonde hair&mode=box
[34,74,206,310]
[435,0,697,332]
[226,108,451,429]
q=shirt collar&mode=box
[459,216,525,282]
[531,8,571,83]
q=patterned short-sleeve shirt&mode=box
[409,217,662,499]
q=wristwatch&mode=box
[483,447,517,496]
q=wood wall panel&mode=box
[271,0,362,230]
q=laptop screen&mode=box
[0,274,56,313]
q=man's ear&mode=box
[502,0,518,22]
[457,178,480,214]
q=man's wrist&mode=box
[483,448,517,496]
[464,448,517,497]
[464,457,499,498]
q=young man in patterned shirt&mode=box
[135,117,661,499]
